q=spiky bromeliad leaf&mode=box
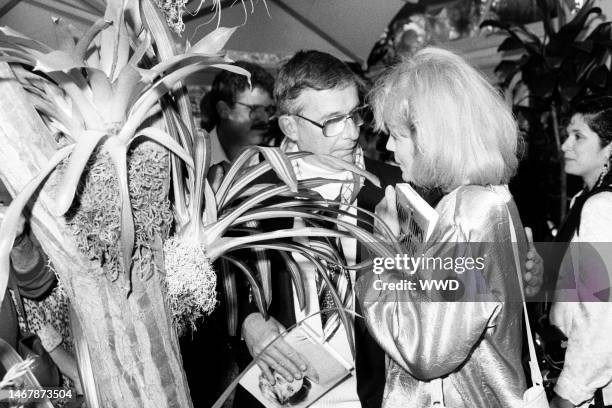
[0,145,74,305]
[207,227,350,262]
[216,146,298,202]
[130,127,194,167]
[105,138,134,291]
[217,151,311,209]
[205,178,340,246]
[55,130,107,216]
[124,63,250,138]
[221,255,268,319]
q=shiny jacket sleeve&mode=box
[356,189,515,381]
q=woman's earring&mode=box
[596,160,610,188]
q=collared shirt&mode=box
[291,157,360,408]
[209,127,230,168]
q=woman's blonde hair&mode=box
[370,47,519,192]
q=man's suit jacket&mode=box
[234,157,402,408]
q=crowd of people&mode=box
[2,45,611,408]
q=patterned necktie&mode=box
[317,239,353,335]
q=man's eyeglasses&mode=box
[234,101,276,120]
[293,105,367,137]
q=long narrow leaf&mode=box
[206,227,349,261]
[231,207,397,258]
[33,50,88,73]
[291,249,355,357]
[220,146,297,200]
[317,154,380,187]
[147,53,228,77]
[87,68,113,120]
[47,72,102,129]
[189,26,238,55]
[106,139,134,292]
[219,259,239,336]
[203,178,217,224]
[264,200,400,246]
[55,130,107,216]
[130,127,194,168]
[221,255,268,319]
[0,27,53,54]
[0,145,73,305]
[277,251,304,309]
[127,30,151,67]
[212,178,352,241]
[51,17,76,54]
[217,151,311,208]
[128,63,249,131]
[26,94,81,139]
[161,102,194,163]
[75,19,112,62]
[111,64,146,124]
[206,180,332,245]
[232,241,348,312]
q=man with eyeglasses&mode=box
[205,61,276,187]
[234,50,404,408]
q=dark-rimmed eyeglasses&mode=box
[293,105,367,137]
[234,101,276,120]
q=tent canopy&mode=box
[0,0,407,66]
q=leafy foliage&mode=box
[482,0,612,227]
[0,0,242,295]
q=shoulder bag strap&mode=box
[505,204,544,387]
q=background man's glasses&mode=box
[293,105,367,137]
[234,101,276,121]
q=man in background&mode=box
[202,61,276,186]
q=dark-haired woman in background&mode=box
[549,97,612,408]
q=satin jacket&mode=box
[357,185,528,408]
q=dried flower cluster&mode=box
[155,0,189,34]
[163,236,217,336]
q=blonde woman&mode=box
[357,47,528,407]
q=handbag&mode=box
[8,275,60,389]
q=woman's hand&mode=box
[523,226,544,297]
[375,186,400,237]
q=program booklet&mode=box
[395,183,439,252]
[239,323,353,407]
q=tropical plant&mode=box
[0,1,397,406]
[482,0,612,227]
